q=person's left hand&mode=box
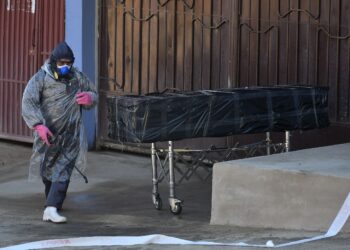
[76,92,93,105]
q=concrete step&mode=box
[210,143,350,232]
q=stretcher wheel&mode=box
[170,203,182,215]
[154,197,162,210]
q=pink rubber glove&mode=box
[76,92,93,105]
[34,124,53,146]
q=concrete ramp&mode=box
[211,143,350,232]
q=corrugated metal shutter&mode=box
[0,0,65,142]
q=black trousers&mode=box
[42,178,70,209]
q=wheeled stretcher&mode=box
[107,86,329,214]
[150,132,288,214]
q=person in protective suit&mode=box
[22,41,98,223]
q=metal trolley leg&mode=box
[151,143,162,210]
[266,132,271,155]
[285,131,291,152]
[168,141,183,215]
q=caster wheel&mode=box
[154,197,162,210]
[170,203,182,215]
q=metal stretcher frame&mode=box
[151,131,291,215]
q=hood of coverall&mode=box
[48,42,75,80]
[42,42,76,80]
[50,42,75,63]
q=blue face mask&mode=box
[57,65,71,75]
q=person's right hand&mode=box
[34,124,53,146]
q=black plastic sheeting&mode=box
[107,86,329,143]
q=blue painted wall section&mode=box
[65,0,97,149]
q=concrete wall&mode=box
[211,143,350,232]
[65,0,97,149]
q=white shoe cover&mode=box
[43,206,67,223]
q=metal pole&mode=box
[285,131,290,152]
[167,141,183,214]
[151,143,158,196]
[168,141,175,198]
[266,132,271,155]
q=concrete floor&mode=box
[0,140,349,250]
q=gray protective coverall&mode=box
[22,59,97,207]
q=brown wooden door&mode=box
[98,0,350,151]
